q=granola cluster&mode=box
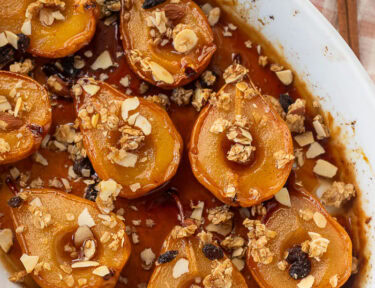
[243,218,277,265]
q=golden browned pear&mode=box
[0,71,51,164]
[189,76,293,207]
[148,225,248,287]
[73,78,183,198]
[120,0,216,89]
[246,186,352,288]
[0,0,98,58]
[10,189,131,288]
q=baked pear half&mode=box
[189,70,293,207]
[246,186,352,288]
[9,189,131,288]
[0,71,51,164]
[148,225,248,287]
[120,0,216,89]
[0,0,98,58]
[73,78,183,198]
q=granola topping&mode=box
[321,181,356,207]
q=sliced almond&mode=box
[294,131,314,147]
[129,182,141,192]
[313,159,338,178]
[5,31,19,49]
[0,228,13,253]
[313,212,327,228]
[173,29,198,53]
[20,254,39,273]
[172,258,189,279]
[121,97,140,121]
[190,201,204,221]
[275,70,293,86]
[74,225,94,247]
[82,84,100,96]
[134,114,152,135]
[149,61,174,84]
[91,50,113,70]
[306,142,325,159]
[78,208,96,228]
[0,33,8,47]
[208,7,220,26]
[21,20,32,36]
[274,187,292,207]
[92,265,110,277]
[114,151,138,167]
[297,275,315,288]
[232,258,245,271]
[71,261,99,268]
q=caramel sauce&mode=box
[0,3,368,287]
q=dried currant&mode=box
[202,244,224,260]
[0,45,16,69]
[84,184,98,202]
[286,245,311,280]
[157,250,178,264]
[289,260,311,280]
[142,0,166,9]
[60,56,80,78]
[8,196,23,208]
[73,157,95,177]
[16,33,30,54]
[184,67,196,78]
[232,53,242,64]
[286,245,308,264]
[279,93,294,113]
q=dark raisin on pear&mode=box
[142,0,166,9]
[279,93,294,113]
[157,250,178,264]
[202,244,224,260]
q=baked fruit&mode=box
[0,0,98,58]
[9,189,131,288]
[73,78,183,198]
[189,71,293,207]
[0,71,51,164]
[148,225,247,287]
[120,0,216,89]
[246,185,352,288]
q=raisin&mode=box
[60,56,80,78]
[8,196,23,208]
[73,157,95,177]
[16,34,30,54]
[27,124,43,136]
[157,250,178,264]
[0,45,16,69]
[84,184,98,202]
[279,93,294,113]
[202,244,224,260]
[142,0,166,9]
[289,260,311,280]
[184,67,196,78]
[232,53,242,64]
[286,245,308,264]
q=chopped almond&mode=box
[294,131,314,147]
[313,159,338,178]
[306,142,325,159]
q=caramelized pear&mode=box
[10,189,131,288]
[189,77,293,207]
[73,78,183,198]
[120,0,216,88]
[148,225,248,287]
[247,186,352,288]
[0,0,98,58]
[0,71,51,164]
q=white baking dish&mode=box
[2,0,375,286]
